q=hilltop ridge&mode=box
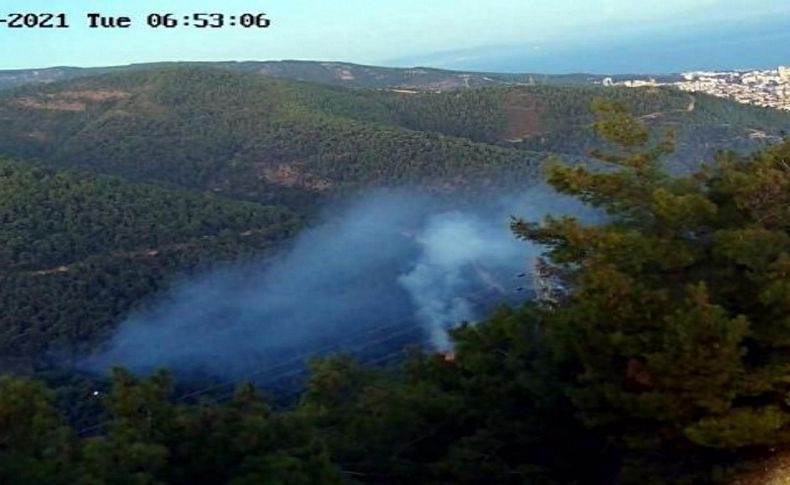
[0,60,618,91]
[0,66,786,209]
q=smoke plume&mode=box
[83,187,590,382]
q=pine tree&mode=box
[0,376,76,484]
[512,99,790,480]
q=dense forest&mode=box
[0,67,786,214]
[0,65,788,482]
[377,85,789,167]
[0,60,610,91]
[0,159,299,366]
[1,104,788,483]
[0,68,544,211]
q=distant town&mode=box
[604,66,790,111]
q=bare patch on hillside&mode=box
[403,75,476,92]
[59,89,130,102]
[25,131,51,142]
[13,89,129,112]
[15,97,87,112]
[317,63,357,81]
[334,68,355,81]
[259,163,333,191]
[31,266,69,276]
[388,89,420,95]
[502,91,547,142]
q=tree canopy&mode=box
[0,101,787,483]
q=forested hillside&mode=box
[0,66,784,371]
[377,84,790,166]
[0,68,544,210]
[0,159,299,367]
[0,66,786,379]
[0,67,785,216]
[0,60,604,91]
[0,63,788,483]
[0,108,787,484]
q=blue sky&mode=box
[2,0,789,72]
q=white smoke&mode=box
[82,187,593,381]
[399,211,523,350]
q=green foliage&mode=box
[0,68,543,206]
[291,310,613,484]
[0,377,77,484]
[0,73,787,483]
[685,406,790,449]
[0,372,342,485]
[0,159,296,271]
[377,84,789,168]
[382,88,509,142]
[1,67,786,211]
[0,159,299,362]
[0,60,604,92]
[512,104,790,480]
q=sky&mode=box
[1,0,789,73]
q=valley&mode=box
[0,64,787,374]
[0,60,786,484]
